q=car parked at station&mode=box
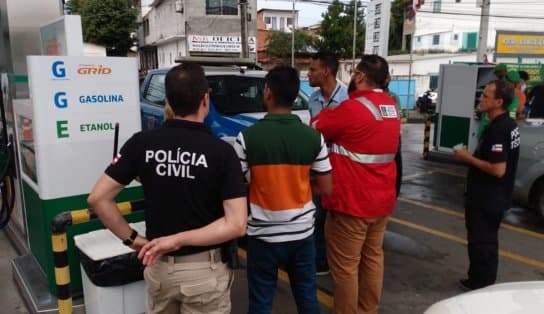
[140,61,310,145]
[514,119,544,218]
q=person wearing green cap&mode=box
[494,63,507,80]
[477,70,521,139]
[507,71,526,118]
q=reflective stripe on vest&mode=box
[330,144,396,164]
[356,96,383,121]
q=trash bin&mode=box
[74,222,147,314]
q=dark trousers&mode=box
[313,194,328,269]
[247,236,319,314]
[465,203,504,288]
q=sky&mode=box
[257,0,330,27]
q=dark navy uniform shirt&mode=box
[466,113,520,210]
[106,119,247,256]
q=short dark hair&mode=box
[356,55,389,88]
[265,66,300,108]
[311,51,339,76]
[165,63,209,117]
[490,80,514,110]
[519,70,529,82]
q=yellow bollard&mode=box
[50,200,144,314]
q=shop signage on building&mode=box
[495,31,544,58]
[188,35,256,53]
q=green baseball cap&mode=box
[506,71,522,83]
[494,63,507,72]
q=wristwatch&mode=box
[122,228,138,246]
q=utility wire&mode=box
[417,10,544,20]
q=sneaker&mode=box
[316,265,330,276]
[458,279,475,292]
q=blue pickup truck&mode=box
[140,65,311,145]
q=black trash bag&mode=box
[78,250,144,287]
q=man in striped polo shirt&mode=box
[234,66,332,314]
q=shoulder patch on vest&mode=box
[379,105,398,118]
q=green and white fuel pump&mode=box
[433,63,542,155]
[13,56,143,298]
[0,13,146,313]
[434,64,496,154]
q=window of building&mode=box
[375,3,382,14]
[417,36,421,43]
[462,32,478,50]
[143,19,150,37]
[432,34,440,45]
[453,34,459,41]
[271,17,277,30]
[433,0,441,13]
[373,46,379,54]
[206,0,238,15]
[455,0,461,3]
[373,32,380,43]
[287,17,293,28]
[374,18,381,29]
[280,17,285,31]
[429,75,439,90]
[265,16,271,26]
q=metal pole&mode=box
[477,0,490,63]
[406,16,416,111]
[352,0,358,71]
[291,0,295,67]
[240,0,249,59]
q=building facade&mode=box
[406,0,544,58]
[139,0,257,70]
[256,8,298,64]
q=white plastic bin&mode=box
[74,222,147,314]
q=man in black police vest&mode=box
[88,63,248,314]
[454,80,520,291]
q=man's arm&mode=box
[453,148,506,178]
[138,197,247,266]
[311,134,333,195]
[233,132,250,181]
[87,174,148,250]
[312,102,346,142]
[312,173,332,196]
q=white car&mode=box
[424,281,544,314]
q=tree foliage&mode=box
[317,0,365,58]
[67,0,138,56]
[266,30,317,59]
[389,0,406,52]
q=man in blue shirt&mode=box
[308,52,348,117]
[307,51,348,275]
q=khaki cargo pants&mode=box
[143,249,233,314]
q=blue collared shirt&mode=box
[308,82,349,118]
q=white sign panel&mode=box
[365,0,391,57]
[26,56,141,199]
[40,15,84,56]
[188,35,256,53]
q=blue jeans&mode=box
[247,236,319,314]
[313,195,328,269]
